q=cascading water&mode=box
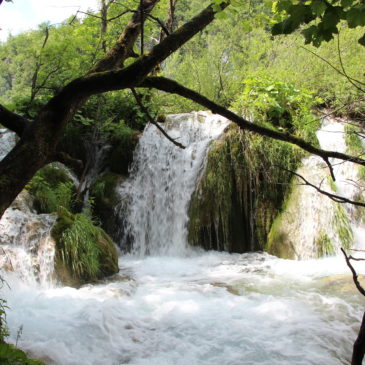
[117,112,229,255]
[268,115,364,259]
[0,129,56,287]
[0,113,365,365]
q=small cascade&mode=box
[269,115,364,259]
[0,129,56,287]
[0,192,56,287]
[117,112,229,256]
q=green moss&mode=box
[0,343,45,365]
[345,124,365,181]
[316,231,334,257]
[327,176,337,192]
[266,212,296,259]
[51,209,118,286]
[90,172,125,236]
[26,165,78,214]
[188,125,303,252]
[156,114,167,123]
[353,192,365,223]
[334,204,353,250]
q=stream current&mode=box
[1,113,365,365]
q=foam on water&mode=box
[2,252,364,365]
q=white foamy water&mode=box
[117,112,229,256]
[0,128,16,160]
[2,252,365,365]
[0,192,56,287]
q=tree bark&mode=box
[352,311,365,365]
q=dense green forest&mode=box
[0,0,365,363]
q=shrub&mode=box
[26,165,77,214]
[51,209,119,284]
[232,75,321,145]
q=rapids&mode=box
[1,112,364,364]
[2,253,365,365]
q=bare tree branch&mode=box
[131,88,185,149]
[337,34,365,93]
[0,104,29,136]
[91,0,160,72]
[138,76,365,169]
[301,46,365,91]
[280,166,365,207]
[352,311,365,365]
[341,248,365,296]
[52,151,83,171]
[341,248,365,365]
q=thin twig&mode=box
[275,165,365,207]
[341,248,365,297]
[130,88,185,149]
[337,34,365,93]
[301,46,365,91]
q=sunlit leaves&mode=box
[271,0,365,47]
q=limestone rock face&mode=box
[188,125,300,253]
[267,156,352,259]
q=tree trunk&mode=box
[352,311,365,365]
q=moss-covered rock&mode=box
[188,124,303,253]
[26,164,79,214]
[51,209,119,287]
[344,123,365,223]
[0,342,45,365]
[266,158,353,259]
[90,172,125,237]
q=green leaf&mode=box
[301,25,318,44]
[272,4,315,35]
[322,7,341,30]
[310,0,327,16]
[347,7,365,28]
[341,0,354,8]
[276,0,292,12]
[215,11,228,19]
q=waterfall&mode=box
[0,129,56,287]
[0,192,56,287]
[268,115,364,259]
[117,112,229,256]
